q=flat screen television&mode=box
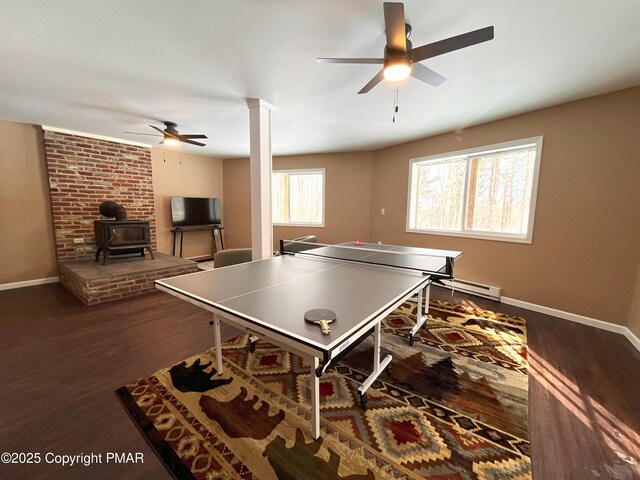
[171,197,221,227]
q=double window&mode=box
[407,137,543,243]
[272,169,325,226]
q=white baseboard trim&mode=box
[624,329,640,352]
[0,276,59,291]
[501,296,640,352]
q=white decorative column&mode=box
[247,98,274,260]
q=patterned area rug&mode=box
[116,300,530,479]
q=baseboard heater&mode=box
[440,278,502,302]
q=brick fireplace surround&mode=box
[43,129,197,304]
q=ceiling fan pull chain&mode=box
[393,85,399,122]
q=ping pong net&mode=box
[279,239,455,281]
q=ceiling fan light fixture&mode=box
[161,136,180,147]
[383,57,412,82]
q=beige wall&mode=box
[151,149,223,258]
[370,87,640,327]
[223,152,374,249]
[221,157,251,248]
[628,261,640,338]
[0,121,57,284]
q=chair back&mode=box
[213,248,252,268]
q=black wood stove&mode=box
[94,201,154,265]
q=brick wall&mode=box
[43,130,156,259]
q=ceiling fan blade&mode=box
[410,26,494,63]
[124,131,162,137]
[383,2,407,54]
[316,58,384,64]
[179,134,208,139]
[358,70,385,94]
[149,124,168,135]
[410,63,447,87]
[180,138,206,147]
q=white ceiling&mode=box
[1,0,639,158]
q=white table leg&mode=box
[409,283,430,344]
[424,284,431,314]
[373,319,381,368]
[357,321,392,405]
[213,314,224,375]
[310,356,320,439]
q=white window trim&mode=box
[272,168,326,228]
[405,137,543,244]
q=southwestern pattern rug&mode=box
[116,300,531,479]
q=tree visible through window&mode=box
[272,169,324,225]
[407,138,542,242]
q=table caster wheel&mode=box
[358,392,368,409]
[386,364,392,375]
[249,341,257,353]
[408,335,414,346]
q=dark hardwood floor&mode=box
[1,283,638,479]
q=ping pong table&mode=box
[155,240,462,439]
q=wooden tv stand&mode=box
[171,225,224,260]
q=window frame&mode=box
[405,137,543,244]
[272,168,326,227]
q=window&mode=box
[272,169,325,226]
[407,137,542,243]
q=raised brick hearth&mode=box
[58,253,198,305]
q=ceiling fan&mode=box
[317,2,494,94]
[125,121,208,147]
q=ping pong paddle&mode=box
[354,241,364,246]
[304,309,337,335]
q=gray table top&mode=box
[156,243,460,354]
